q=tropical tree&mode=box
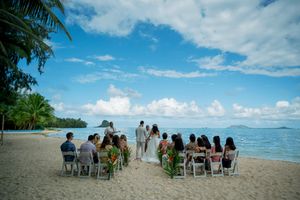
[9,93,55,130]
[0,0,71,140]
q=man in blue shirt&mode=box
[60,132,76,161]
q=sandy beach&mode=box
[0,134,300,200]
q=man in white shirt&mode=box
[104,121,118,137]
[135,120,147,160]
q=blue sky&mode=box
[23,0,300,128]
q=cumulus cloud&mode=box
[207,100,225,117]
[140,67,216,78]
[64,0,300,76]
[233,97,300,120]
[51,102,65,112]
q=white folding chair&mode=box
[174,152,186,179]
[96,151,109,180]
[192,152,206,178]
[61,151,77,176]
[223,150,239,176]
[185,150,195,173]
[117,149,123,172]
[78,151,94,177]
[210,152,224,177]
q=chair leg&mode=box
[61,163,65,176]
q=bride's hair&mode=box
[152,124,159,134]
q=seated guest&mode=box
[185,134,197,167]
[159,132,169,155]
[60,132,76,161]
[168,134,177,150]
[174,136,184,153]
[201,134,212,150]
[93,133,101,152]
[222,137,236,168]
[211,136,223,162]
[194,137,206,162]
[119,134,128,152]
[99,136,113,164]
[185,133,197,151]
[79,135,98,164]
[112,135,120,149]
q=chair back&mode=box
[79,151,93,164]
[61,151,76,162]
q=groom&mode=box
[135,120,147,160]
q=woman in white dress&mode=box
[142,124,160,163]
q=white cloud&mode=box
[233,97,300,120]
[75,69,140,83]
[108,84,141,98]
[64,57,95,66]
[140,67,216,78]
[51,102,65,112]
[207,100,225,117]
[64,0,300,76]
[94,54,115,61]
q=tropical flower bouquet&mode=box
[123,146,132,166]
[163,149,180,178]
[107,146,120,179]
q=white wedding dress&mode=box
[142,135,160,163]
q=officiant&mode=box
[104,121,119,138]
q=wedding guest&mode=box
[185,134,197,151]
[222,137,236,168]
[112,135,120,149]
[174,137,184,152]
[100,135,113,151]
[60,132,76,162]
[168,134,177,150]
[201,135,212,150]
[159,132,169,155]
[120,134,128,153]
[93,133,101,152]
[194,137,206,163]
[79,135,98,164]
[211,136,223,162]
[185,134,197,167]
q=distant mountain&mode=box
[97,120,110,127]
[227,125,251,129]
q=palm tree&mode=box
[0,0,71,139]
[9,93,55,130]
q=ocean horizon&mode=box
[38,126,300,164]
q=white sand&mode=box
[0,134,300,200]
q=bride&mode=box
[142,124,160,163]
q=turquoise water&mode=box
[6,127,300,163]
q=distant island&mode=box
[227,125,251,129]
[97,120,110,127]
[227,125,292,129]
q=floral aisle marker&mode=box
[163,149,180,179]
[123,146,132,166]
[108,146,120,179]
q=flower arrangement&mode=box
[163,149,180,178]
[107,146,120,178]
[123,146,132,166]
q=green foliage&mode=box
[45,117,88,128]
[123,146,132,166]
[0,0,71,106]
[108,147,120,175]
[8,93,55,130]
[163,149,181,179]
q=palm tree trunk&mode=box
[1,114,4,145]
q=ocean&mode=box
[45,127,300,163]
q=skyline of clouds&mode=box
[64,0,300,77]
[50,85,300,126]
